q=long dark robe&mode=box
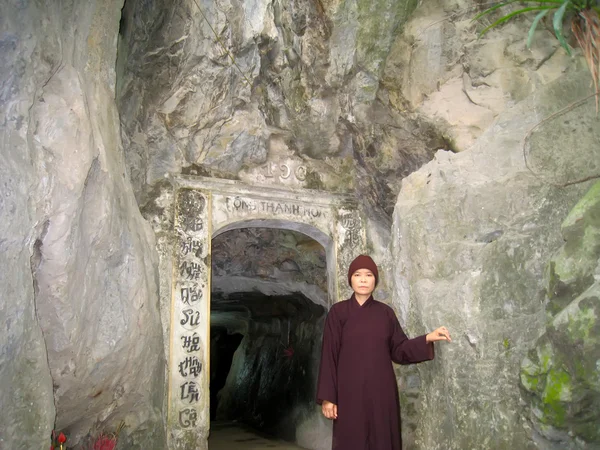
[316,294,434,450]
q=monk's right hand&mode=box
[322,400,338,420]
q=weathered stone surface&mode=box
[0,4,55,448]
[212,228,328,295]
[392,71,598,449]
[385,0,584,151]
[5,0,600,449]
[546,182,600,316]
[1,1,166,448]
[116,0,444,218]
[521,181,600,448]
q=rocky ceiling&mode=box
[213,228,326,286]
[116,0,450,219]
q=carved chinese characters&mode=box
[336,209,366,296]
[169,189,209,449]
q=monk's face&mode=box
[350,269,376,296]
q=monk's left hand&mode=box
[426,326,451,343]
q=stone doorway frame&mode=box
[166,176,366,450]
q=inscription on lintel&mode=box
[226,196,323,218]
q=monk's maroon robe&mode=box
[316,294,434,450]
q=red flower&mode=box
[57,432,67,444]
[93,434,117,450]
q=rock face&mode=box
[392,71,599,449]
[212,228,328,296]
[521,182,600,448]
[116,0,445,217]
[1,1,166,449]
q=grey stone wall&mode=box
[0,1,166,448]
[392,71,599,449]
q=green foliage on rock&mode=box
[474,0,600,104]
[474,0,600,53]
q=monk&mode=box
[316,255,451,450]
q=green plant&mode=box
[474,0,600,106]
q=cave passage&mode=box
[209,227,328,444]
[209,327,243,420]
[209,292,326,442]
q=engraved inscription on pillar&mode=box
[339,212,362,248]
[336,209,366,297]
[170,189,209,448]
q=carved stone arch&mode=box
[166,176,366,450]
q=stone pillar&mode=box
[168,188,211,450]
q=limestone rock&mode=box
[392,71,598,449]
[521,283,600,447]
[1,1,167,448]
[1,3,56,447]
[521,181,600,447]
[212,228,327,294]
[117,0,443,217]
[385,0,584,152]
[5,0,600,449]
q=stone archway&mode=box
[166,176,365,450]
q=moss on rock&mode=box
[520,181,600,445]
[547,181,600,315]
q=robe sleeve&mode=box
[389,309,434,365]
[316,305,342,405]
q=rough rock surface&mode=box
[0,1,166,448]
[521,181,600,448]
[212,228,328,294]
[116,0,447,218]
[392,71,599,449]
[387,0,578,152]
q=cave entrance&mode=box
[166,176,366,450]
[209,227,328,445]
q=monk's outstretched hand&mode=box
[322,400,338,420]
[426,326,452,343]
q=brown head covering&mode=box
[348,255,379,287]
